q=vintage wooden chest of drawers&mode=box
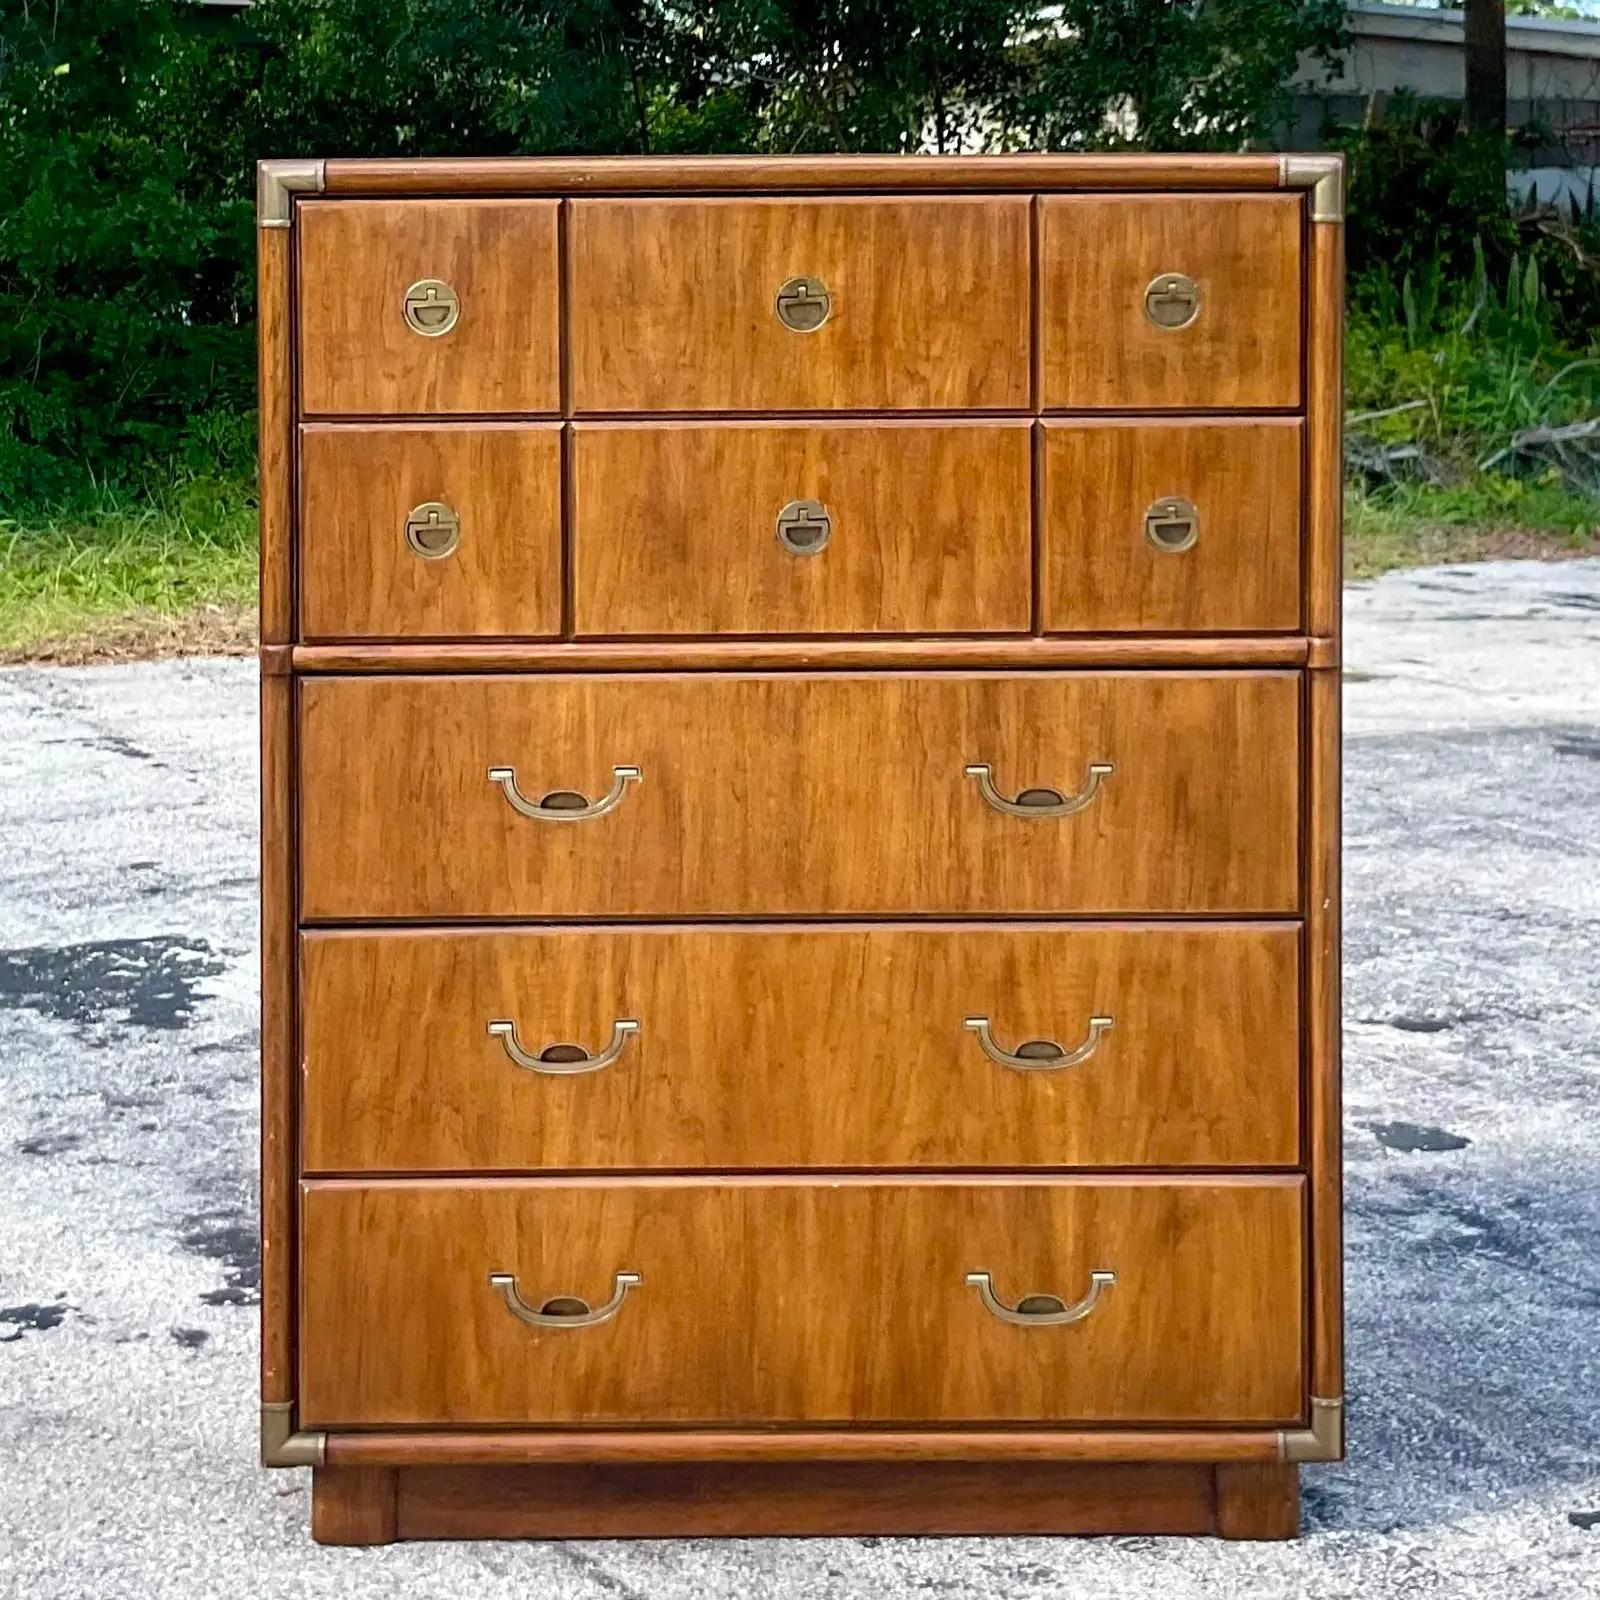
[257,153,1344,1544]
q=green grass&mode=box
[1345,476,1600,579]
[0,473,257,658]
[1341,249,1600,577]
[1,456,1597,660]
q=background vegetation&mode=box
[1,0,1596,653]
[1337,95,1600,571]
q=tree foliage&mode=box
[0,0,1349,506]
[1004,0,1347,152]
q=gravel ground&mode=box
[1,558,1597,1599]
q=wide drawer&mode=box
[568,198,1031,412]
[299,423,562,639]
[298,1177,1306,1427]
[1039,195,1302,411]
[572,422,1031,635]
[1040,418,1302,633]
[297,673,1302,919]
[300,923,1302,1172]
[297,200,560,415]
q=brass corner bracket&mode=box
[1279,154,1345,224]
[1278,1395,1345,1462]
[261,1401,327,1468]
[257,159,326,229]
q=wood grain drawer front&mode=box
[1039,196,1303,411]
[1041,419,1303,634]
[572,423,1031,635]
[300,923,1302,1173]
[297,673,1301,919]
[298,1178,1306,1427]
[297,200,560,415]
[568,198,1031,412]
[299,424,562,639]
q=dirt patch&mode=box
[0,604,255,666]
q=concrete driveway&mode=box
[1,559,1597,1599]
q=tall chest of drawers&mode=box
[257,154,1344,1545]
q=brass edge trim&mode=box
[257,159,326,229]
[1279,154,1345,223]
[1278,1396,1344,1462]
[261,1401,327,1468]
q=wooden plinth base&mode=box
[310,1460,1299,1544]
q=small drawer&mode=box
[297,200,560,415]
[296,672,1302,919]
[1039,196,1302,411]
[1041,418,1302,633]
[298,424,562,639]
[568,198,1031,412]
[300,923,1302,1173]
[298,1177,1306,1427]
[572,422,1031,635]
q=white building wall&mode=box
[1290,2,1600,169]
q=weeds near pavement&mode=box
[0,472,256,655]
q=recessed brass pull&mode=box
[965,1269,1115,1327]
[487,1017,639,1076]
[405,500,460,559]
[1145,496,1199,553]
[776,498,832,556]
[403,278,460,337]
[1144,272,1201,330]
[489,1270,641,1330]
[964,1014,1114,1072]
[487,764,640,821]
[775,276,831,332]
[965,761,1113,818]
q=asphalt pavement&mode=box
[1,558,1597,1598]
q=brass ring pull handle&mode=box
[405,500,461,559]
[776,498,832,556]
[487,1017,639,1076]
[965,1269,1116,1327]
[1145,497,1199,553]
[403,278,460,337]
[775,276,831,332]
[965,761,1113,818]
[1144,272,1201,330]
[487,764,640,821]
[964,1014,1114,1072]
[489,1270,641,1330]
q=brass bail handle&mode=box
[488,1017,640,1076]
[487,764,641,822]
[964,1014,1114,1072]
[1144,272,1201,330]
[489,1270,641,1330]
[965,1269,1116,1327]
[966,760,1114,819]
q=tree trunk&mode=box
[1464,0,1507,138]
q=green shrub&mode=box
[1334,95,1600,347]
[0,467,258,651]
[1336,94,1600,524]
[0,1,258,506]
